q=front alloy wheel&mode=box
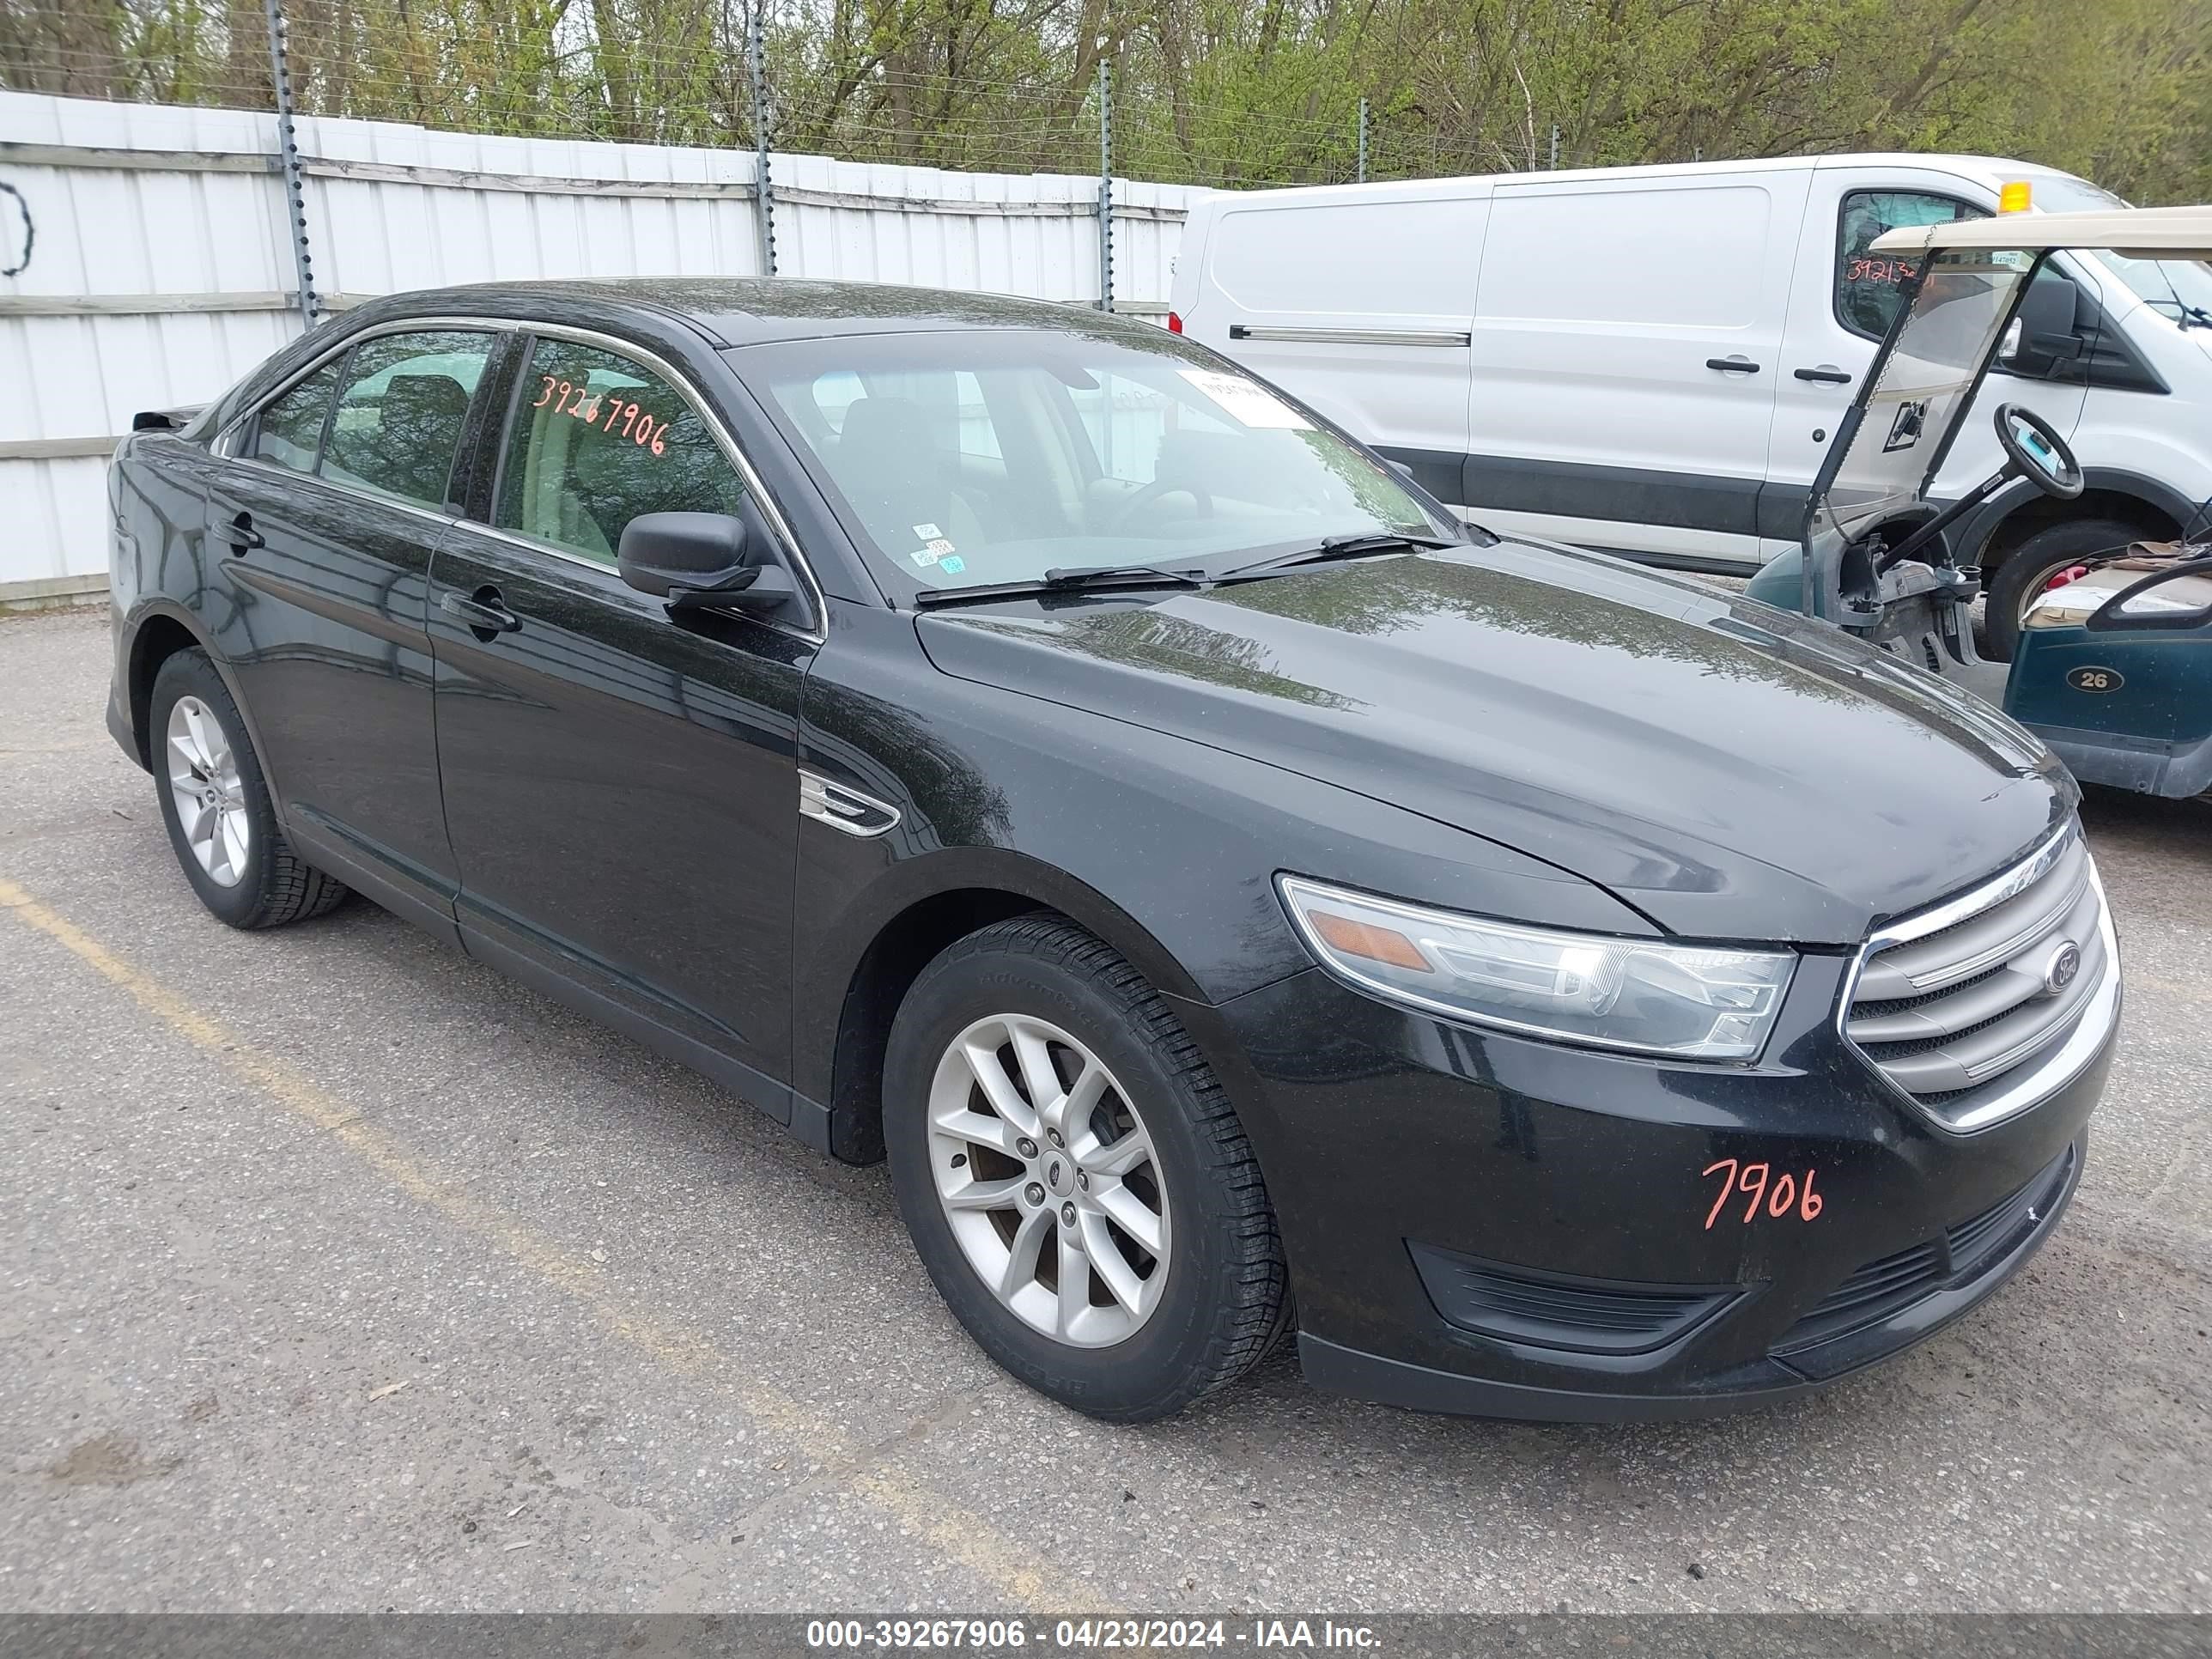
[884,915,1289,1421]
[927,1012,1170,1346]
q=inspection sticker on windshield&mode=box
[912,523,943,540]
[1176,368,1310,430]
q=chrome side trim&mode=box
[1836,823,2122,1135]
[798,769,901,837]
[1227,325,1473,348]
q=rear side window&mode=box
[321,331,493,510]
[495,337,745,566]
[250,361,343,474]
[1836,191,1989,339]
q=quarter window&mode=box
[321,331,493,510]
[495,337,745,566]
[250,360,343,474]
[1836,191,1989,339]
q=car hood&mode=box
[915,542,2075,945]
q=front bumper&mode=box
[1194,954,2112,1421]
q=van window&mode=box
[1477,185,1773,327]
[1210,198,1486,317]
[1836,191,1987,340]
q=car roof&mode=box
[343,277,1155,349]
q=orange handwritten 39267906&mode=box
[533,375,669,455]
[1700,1158,1823,1230]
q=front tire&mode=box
[884,916,1288,1421]
[149,648,350,929]
[1984,518,2146,660]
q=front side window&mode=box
[250,360,343,474]
[750,328,1449,593]
[495,337,746,566]
[1836,191,1989,340]
[320,331,493,510]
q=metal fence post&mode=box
[1357,98,1370,183]
[748,0,776,276]
[264,0,319,329]
[1548,123,1559,169]
[1096,54,1112,312]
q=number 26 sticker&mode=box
[1702,1158,1823,1229]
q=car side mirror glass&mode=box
[618,503,795,616]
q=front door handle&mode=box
[1706,355,1762,374]
[1793,364,1854,385]
[441,586,523,638]
[219,510,264,553]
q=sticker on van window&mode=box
[910,548,940,568]
[939,556,966,574]
[912,522,943,540]
[1176,368,1310,430]
[926,538,956,556]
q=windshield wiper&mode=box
[1216,529,1472,582]
[911,563,1206,610]
[2176,302,2212,331]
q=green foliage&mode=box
[2,0,2206,200]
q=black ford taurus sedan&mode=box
[105,279,2118,1422]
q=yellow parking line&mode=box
[0,875,1088,1613]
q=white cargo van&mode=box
[1168,155,2212,654]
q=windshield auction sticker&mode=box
[1176,368,1311,430]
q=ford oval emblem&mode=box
[2042,940,2082,997]
[2065,665,2124,693]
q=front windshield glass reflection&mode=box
[1819,247,2031,540]
[744,328,1450,592]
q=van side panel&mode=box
[1178,191,1487,502]
[1460,167,1813,565]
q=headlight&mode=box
[1277,875,1796,1060]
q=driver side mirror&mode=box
[618,501,799,616]
[1999,270,2084,378]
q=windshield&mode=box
[1814,246,2033,542]
[2026,174,2212,325]
[742,326,1451,594]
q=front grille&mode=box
[1409,1244,1738,1357]
[1775,1145,2074,1354]
[1843,825,2116,1133]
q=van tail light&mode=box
[1167,310,1183,334]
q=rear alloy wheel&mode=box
[149,648,351,929]
[885,915,1289,1421]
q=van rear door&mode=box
[1178,187,1487,505]
[1461,164,1811,570]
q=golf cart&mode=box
[1744,205,2212,800]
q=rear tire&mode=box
[1984,518,2147,661]
[149,648,351,929]
[884,915,1288,1421]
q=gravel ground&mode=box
[3,606,2208,1614]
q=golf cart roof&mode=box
[1872,204,2212,261]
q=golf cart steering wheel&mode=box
[1993,403,2084,501]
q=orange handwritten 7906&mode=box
[1701,1158,1823,1229]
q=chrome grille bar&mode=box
[1841,823,2121,1133]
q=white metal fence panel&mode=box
[0,89,1201,592]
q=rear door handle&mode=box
[1705,355,1761,374]
[440,586,522,637]
[1793,364,1854,385]
[218,509,264,552]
